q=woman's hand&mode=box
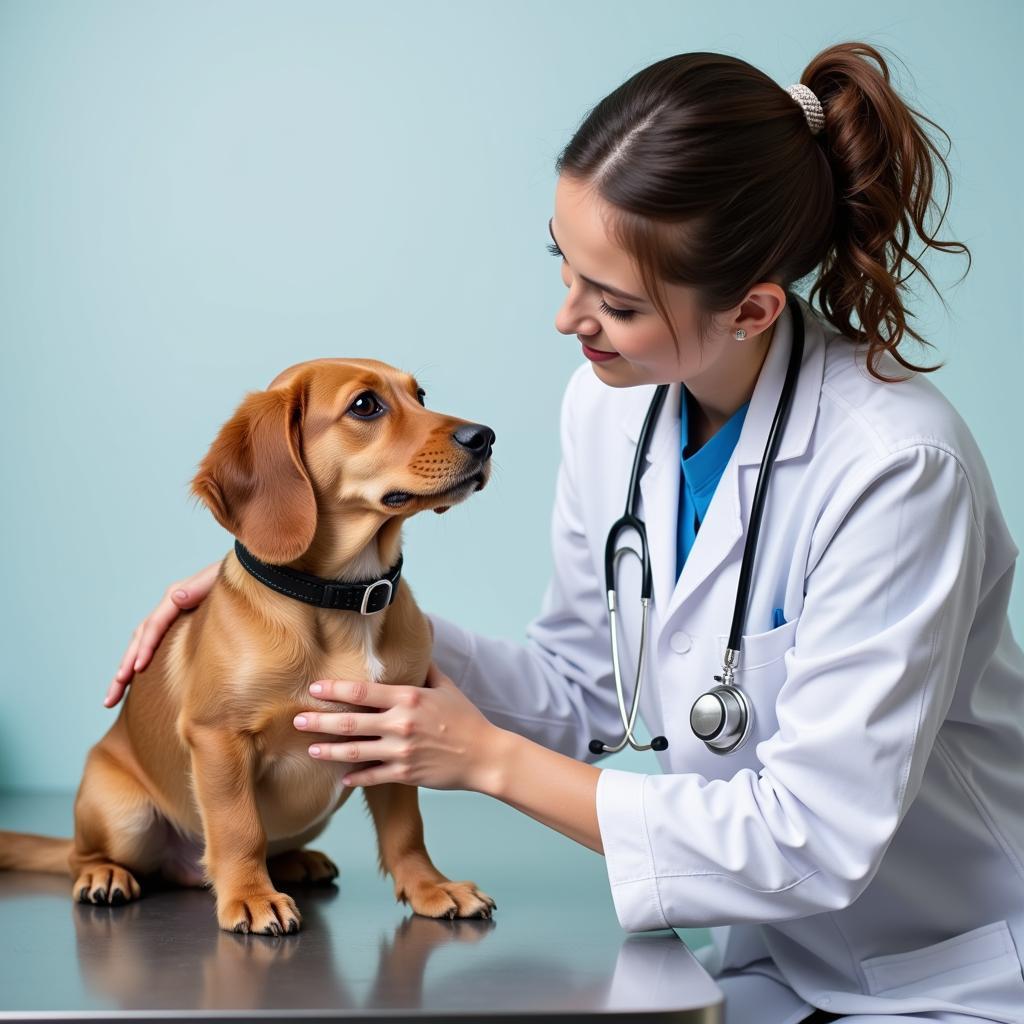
[293,662,502,793]
[105,560,221,708]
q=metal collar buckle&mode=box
[360,578,393,615]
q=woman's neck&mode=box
[685,319,776,446]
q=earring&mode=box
[735,328,747,340]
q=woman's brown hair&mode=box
[554,42,970,383]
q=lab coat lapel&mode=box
[633,381,683,624]
[624,387,742,630]
[621,294,824,631]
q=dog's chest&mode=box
[217,579,429,841]
[246,629,405,841]
[318,614,386,683]
[255,745,354,843]
[249,677,365,834]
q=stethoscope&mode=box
[589,291,805,757]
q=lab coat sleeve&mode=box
[427,365,624,763]
[596,443,987,930]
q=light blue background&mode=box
[1,0,1020,797]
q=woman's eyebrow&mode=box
[548,217,647,304]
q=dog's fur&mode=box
[0,358,496,934]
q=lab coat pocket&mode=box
[717,615,799,671]
[859,919,1024,1014]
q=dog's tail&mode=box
[0,831,73,873]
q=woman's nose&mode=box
[554,293,599,336]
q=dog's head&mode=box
[190,358,494,564]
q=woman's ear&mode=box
[191,375,317,564]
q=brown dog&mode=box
[0,358,497,934]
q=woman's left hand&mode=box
[293,662,501,792]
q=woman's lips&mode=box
[581,342,620,363]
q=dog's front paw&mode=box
[217,889,301,935]
[405,879,496,920]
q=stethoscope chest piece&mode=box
[689,683,754,755]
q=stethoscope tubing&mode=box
[600,552,652,754]
[725,295,806,655]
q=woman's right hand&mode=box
[105,560,221,708]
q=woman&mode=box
[105,43,1024,1024]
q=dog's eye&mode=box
[416,388,426,406]
[348,391,385,419]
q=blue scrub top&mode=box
[676,386,749,579]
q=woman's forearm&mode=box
[479,727,605,855]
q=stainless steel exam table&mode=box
[0,787,723,1022]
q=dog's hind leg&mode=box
[70,744,165,906]
[267,848,339,886]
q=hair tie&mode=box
[785,83,825,135]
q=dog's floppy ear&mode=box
[191,375,317,564]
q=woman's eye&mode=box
[599,299,636,322]
[547,241,636,322]
[349,391,384,419]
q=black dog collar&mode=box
[233,540,403,614]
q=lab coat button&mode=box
[670,631,692,654]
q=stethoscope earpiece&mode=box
[590,292,806,758]
[588,734,669,756]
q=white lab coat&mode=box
[428,293,1024,1024]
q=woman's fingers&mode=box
[133,563,221,672]
[106,561,221,708]
[107,625,144,706]
[176,561,220,607]
[293,710,397,737]
[104,677,128,708]
[308,678,408,709]
[114,626,143,685]
[132,595,182,673]
[308,738,401,763]
[136,562,219,671]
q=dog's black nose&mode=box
[453,423,495,459]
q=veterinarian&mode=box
[104,43,1024,1024]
